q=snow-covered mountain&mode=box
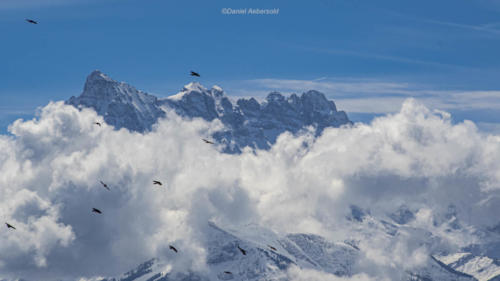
[64,71,500,281]
[99,220,476,281]
[434,232,500,281]
[67,71,351,153]
[67,71,166,132]
[435,252,500,281]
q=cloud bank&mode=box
[0,99,500,280]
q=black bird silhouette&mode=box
[5,223,16,230]
[224,271,232,274]
[202,139,214,144]
[237,245,246,255]
[268,245,277,251]
[94,122,102,127]
[92,208,102,214]
[153,180,162,186]
[25,19,38,24]
[190,71,200,77]
[100,181,110,191]
[169,245,178,253]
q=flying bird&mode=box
[94,122,102,127]
[169,245,178,253]
[268,245,277,251]
[5,223,16,230]
[92,208,102,214]
[237,245,246,255]
[224,271,232,274]
[202,139,214,144]
[190,71,200,77]
[153,180,162,186]
[25,19,38,24]
[100,181,110,191]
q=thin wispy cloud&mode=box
[234,78,500,115]
[0,0,96,10]
[248,78,414,97]
[380,8,500,37]
[296,46,474,71]
[334,97,408,114]
[422,19,500,35]
[0,107,36,116]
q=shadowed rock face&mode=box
[67,71,165,133]
[67,71,351,153]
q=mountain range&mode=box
[65,71,500,281]
[101,208,492,281]
[67,71,351,153]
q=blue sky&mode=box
[1,0,500,131]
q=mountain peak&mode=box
[212,85,223,92]
[182,82,207,93]
[69,71,351,151]
[86,70,113,83]
[303,89,326,99]
[169,83,227,101]
[266,91,285,103]
[300,90,337,112]
[82,70,120,96]
[68,71,164,132]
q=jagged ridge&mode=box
[67,71,351,153]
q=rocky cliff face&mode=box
[67,71,165,133]
[67,71,351,153]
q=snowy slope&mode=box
[100,221,476,281]
[67,71,351,153]
[100,222,358,281]
[435,252,500,281]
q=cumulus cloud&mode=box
[0,99,500,280]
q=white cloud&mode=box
[0,0,81,9]
[249,78,413,97]
[1,99,500,279]
[287,266,377,281]
[334,97,407,114]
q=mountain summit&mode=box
[68,71,351,152]
[68,70,165,132]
